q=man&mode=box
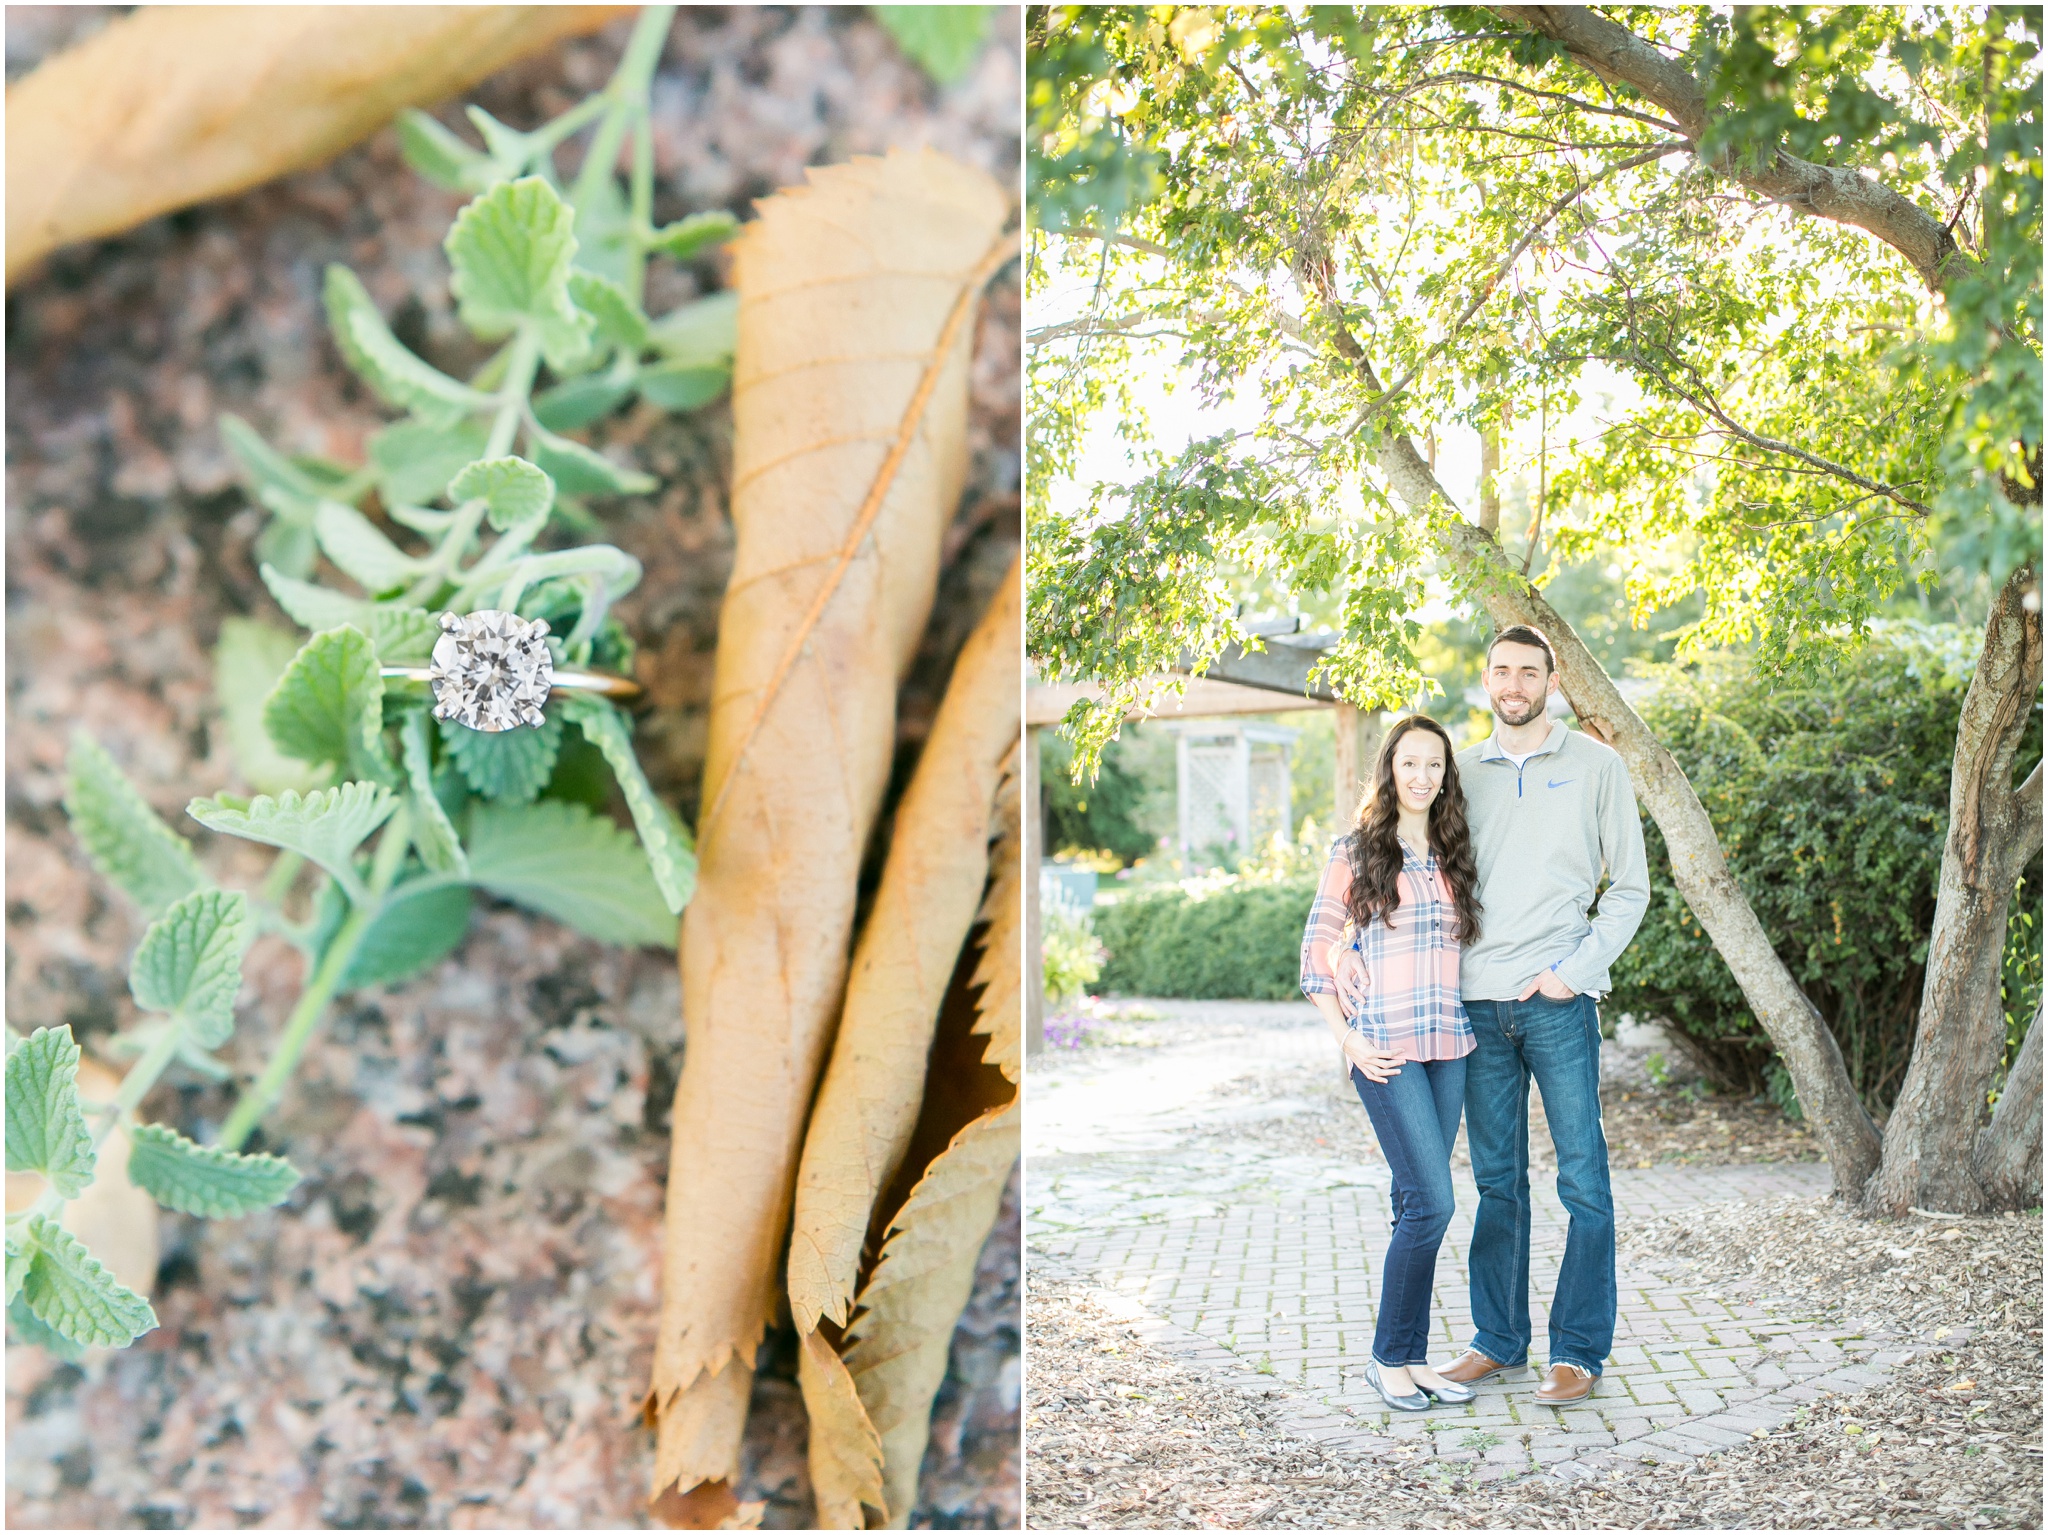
[1437,624,1650,1405]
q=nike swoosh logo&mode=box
[1548,778,1574,789]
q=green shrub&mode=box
[1610,625,2043,1113]
[1095,874,1319,1000]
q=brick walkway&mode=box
[1029,1003,1926,1484]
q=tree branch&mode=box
[1490,5,1977,295]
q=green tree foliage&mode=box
[1026,5,2040,772]
[1609,626,2044,1111]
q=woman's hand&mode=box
[1332,946,1370,1015]
[1342,1030,1403,1084]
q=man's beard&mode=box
[1492,692,1546,727]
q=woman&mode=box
[1299,713,1485,1413]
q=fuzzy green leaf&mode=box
[570,159,634,287]
[528,425,657,497]
[64,734,207,917]
[369,418,493,507]
[188,782,399,894]
[873,5,993,83]
[639,361,731,411]
[366,607,441,667]
[645,210,738,262]
[261,564,372,632]
[463,105,531,166]
[220,413,327,502]
[559,696,695,915]
[445,177,591,366]
[400,711,468,876]
[313,501,425,595]
[6,1234,31,1310]
[6,1027,96,1198]
[647,290,738,366]
[18,1215,156,1350]
[262,626,391,782]
[126,1123,300,1218]
[324,265,494,426]
[331,878,474,989]
[449,455,555,531]
[395,108,492,192]
[567,270,649,351]
[439,711,562,803]
[7,1289,85,1360]
[254,513,320,581]
[466,800,678,947]
[215,618,320,795]
[533,376,635,433]
[129,889,253,1049]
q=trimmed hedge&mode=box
[1095,875,1319,1001]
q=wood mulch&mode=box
[1026,1194,2041,1529]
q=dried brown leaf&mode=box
[969,756,1023,1084]
[844,1090,1020,1529]
[800,758,1022,1528]
[5,5,629,284]
[788,554,1020,1334]
[647,148,1009,1502]
[797,1326,887,1530]
[647,1479,766,1532]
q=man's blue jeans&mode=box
[1461,993,1615,1377]
[1350,1056,1465,1368]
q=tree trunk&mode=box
[1865,564,2044,1214]
[1293,240,1884,1199]
[1974,1002,2042,1211]
[1425,462,1883,1198]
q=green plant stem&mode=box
[570,6,672,223]
[96,1024,183,1148]
[218,805,413,1151]
[257,849,305,907]
[526,91,612,161]
[400,498,490,607]
[488,331,543,459]
[627,115,655,306]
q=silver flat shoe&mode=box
[1366,1359,1431,1412]
[1415,1374,1476,1404]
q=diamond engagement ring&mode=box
[379,610,642,733]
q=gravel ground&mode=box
[1025,1198,2041,1529]
[6,8,1020,1529]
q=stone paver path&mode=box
[1029,1002,1920,1483]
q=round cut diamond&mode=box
[429,610,553,732]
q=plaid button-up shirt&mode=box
[1299,836,1475,1062]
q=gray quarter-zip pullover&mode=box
[1454,719,1650,1001]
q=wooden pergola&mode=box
[1023,625,1384,1051]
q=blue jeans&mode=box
[1350,1056,1465,1368]
[1461,993,1615,1376]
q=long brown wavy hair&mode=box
[1344,714,1483,945]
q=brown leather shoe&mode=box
[1534,1362,1596,1404]
[1438,1349,1526,1385]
